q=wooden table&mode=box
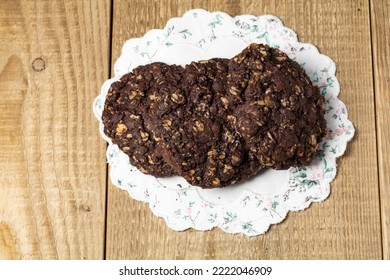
[0,0,388,260]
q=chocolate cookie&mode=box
[151,59,262,188]
[102,62,183,176]
[101,43,326,188]
[227,44,327,169]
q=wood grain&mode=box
[370,0,390,260]
[0,0,110,259]
[106,0,382,259]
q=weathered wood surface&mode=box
[0,0,386,260]
[0,0,110,259]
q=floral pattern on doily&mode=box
[93,9,354,236]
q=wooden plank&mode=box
[370,0,390,260]
[0,0,110,259]
[106,0,381,259]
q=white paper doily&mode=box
[93,9,355,236]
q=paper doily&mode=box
[93,9,354,236]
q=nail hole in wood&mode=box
[32,57,46,72]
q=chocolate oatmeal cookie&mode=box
[102,62,183,176]
[227,44,327,169]
[151,59,262,188]
[101,43,326,188]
